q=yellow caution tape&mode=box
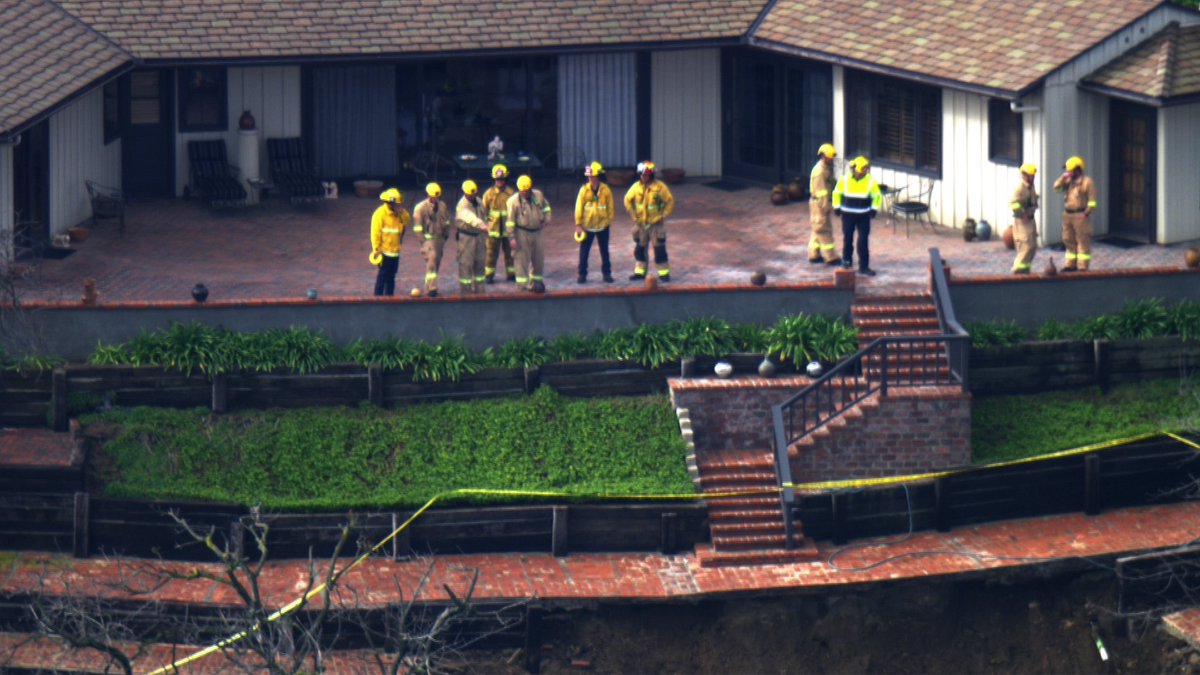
[150,430,1196,672]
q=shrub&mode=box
[966,320,1026,348]
[547,333,592,362]
[1034,319,1073,341]
[1167,300,1200,343]
[1071,315,1119,341]
[495,336,550,369]
[730,323,769,353]
[669,317,738,359]
[1115,298,1169,339]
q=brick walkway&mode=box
[13,182,1198,304]
[0,426,77,467]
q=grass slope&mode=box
[972,378,1200,463]
[84,387,692,509]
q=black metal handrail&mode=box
[771,248,970,547]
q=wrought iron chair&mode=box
[266,138,324,205]
[890,177,935,238]
[187,140,248,208]
[85,180,126,233]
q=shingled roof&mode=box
[1083,21,1200,104]
[750,0,1167,95]
[0,0,130,135]
[54,0,765,61]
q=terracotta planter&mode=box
[1002,226,1015,250]
[660,168,685,184]
[67,226,90,243]
[770,186,789,206]
[1186,247,1200,268]
[607,169,635,187]
[353,179,383,198]
[786,178,806,201]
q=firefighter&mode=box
[482,164,516,283]
[505,175,551,293]
[623,160,675,282]
[808,143,840,265]
[455,179,489,294]
[412,182,453,297]
[1052,156,1098,271]
[1010,163,1039,274]
[574,161,614,284]
[832,156,883,276]
[369,188,410,296]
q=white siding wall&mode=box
[832,66,846,159]
[175,66,302,195]
[559,53,636,168]
[0,144,12,265]
[1041,5,1197,243]
[48,87,121,234]
[937,90,1029,234]
[1158,101,1200,244]
[651,49,721,177]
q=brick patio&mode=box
[13,182,1198,304]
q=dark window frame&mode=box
[988,98,1023,166]
[102,80,120,144]
[845,70,942,177]
[178,66,228,132]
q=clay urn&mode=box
[976,220,993,242]
[750,270,767,287]
[1186,247,1200,268]
[1043,258,1058,278]
[191,283,209,303]
[239,110,256,130]
[962,218,977,242]
[770,184,789,206]
[786,177,806,201]
[1002,226,1015,250]
[757,357,777,378]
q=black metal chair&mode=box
[85,179,125,233]
[890,177,935,238]
[266,138,325,205]
[542,146,586,200]
[187,140,247,208]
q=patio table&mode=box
[452,153,543,180]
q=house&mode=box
[3,0,1199,266]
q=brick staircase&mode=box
[694,448,819,567]
[853,292,948,379]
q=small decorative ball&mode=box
[191,283,209,303]
[306,288,318,300]
[410,288,422,297]
[750,270,767,286]
[714,361,734,378]
[806,361,823,378]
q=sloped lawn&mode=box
[82,387,692,509]
[972,378,1200,463]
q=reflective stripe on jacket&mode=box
[575,182,614,232]
[412,199,453,240]
[482,185,515,235]
[506,189,551,233]
[832,173,882,214]
[623,180,674,227]
[455,195,489,234]
[370,204,410,256]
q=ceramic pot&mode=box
[1186,247,1200,268]
[757,357,777,378]
[770,185,789,206]
[239,110,256,130]
[787,178,806,201]
[191,283,209,303]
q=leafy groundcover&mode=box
[82,387,692,510]
[972,378,1200,463]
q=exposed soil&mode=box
[497,572,1200,675]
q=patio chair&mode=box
[187,140,247,208]
[266,137,325,205]
[542,146,586,199]
[409,151,457,183]
[890,177,935,238]
[85,179,126,233]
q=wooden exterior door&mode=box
[121,69,175,198]
[1109,100,1156,243]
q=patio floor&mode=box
[11,181,1198,304]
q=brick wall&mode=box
[668,378,971,481]
[790,387,971,482]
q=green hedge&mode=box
[73,315,857,380]
[967,298,1200,348]
[83,387,693,509]
[972,378,1200,463]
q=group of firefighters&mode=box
[369,144,1098,296]
[369,161,674,296]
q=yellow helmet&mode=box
[850,156,870,172]
[584,161,603,177]
[1019,162,1037,176]
[491,164,509,179]
[379,188,403,204]
[636,160,656,176]
[1065,156,1085,171]
[461,179,478,195]
[425,182,442,197]
[818,143,837,158]
[369,251,383,266]
[516,175,533,191]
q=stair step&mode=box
[696,540,821,566]
[708,508,782,521]
[711,521,786,536]
[697,457,775,472]
[705,496,779,509]
[854,316,940,330]
[857,330,943,342]
[852,302,937,318]
[711,532,800,550]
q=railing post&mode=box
[880,341,889,396]
[771,405,796,549]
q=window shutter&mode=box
[917,89,941,172]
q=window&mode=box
[103,80,119,144]
[845,71,942,175]
[988,99,1022,165]
[178,67,227,131]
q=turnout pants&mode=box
[633,222,669,277]
[1012,218,1037,272]
[420,237,446,293]
[514,228,544,289]
[808,201,838,262]
[373,254,399,296]
[841,213,872,271]
[578,229,611,279]
[486,234,515,280]
[457,231,487,294]
[1062,212,1092,270]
